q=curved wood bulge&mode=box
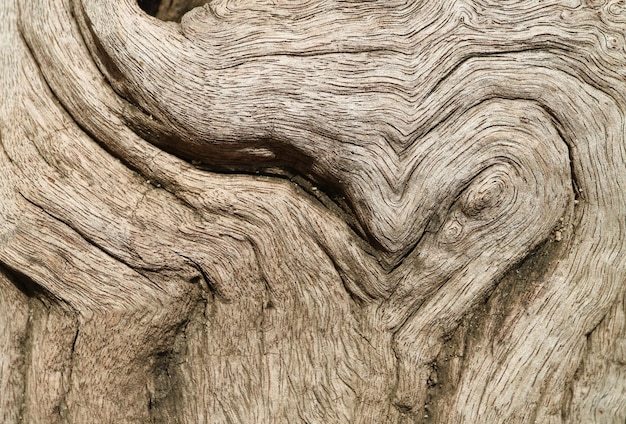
[1,0,625,422]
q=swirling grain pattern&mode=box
[0,0,625,422]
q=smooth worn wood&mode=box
[1,0,625,422]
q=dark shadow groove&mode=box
[137,0,208,22]
[147,319,190,421]
[137,0,162,17]
[0,262,52,300]
[18,1,584,271]
[17,4,369,252]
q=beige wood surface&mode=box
[1,0,625,422]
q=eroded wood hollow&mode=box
[137,0,208,22]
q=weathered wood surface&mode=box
[1,0,625,422]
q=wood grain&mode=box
[1,0,625,422]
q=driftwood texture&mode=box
[1,0,626,422]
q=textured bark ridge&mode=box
[1,0,625,423]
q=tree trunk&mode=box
[1,0,625,422]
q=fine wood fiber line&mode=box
[2,0,625,422]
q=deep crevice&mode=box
[137,0,162,17]
[19,0,586,274]
[56,326,80,423]
[17,7,371,259]
[147,319,190,421]
[0,265,35,424]
[17,300,32,424]
[0,262,60,305]
[137,0,208,22]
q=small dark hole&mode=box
[137,0,208,22]
[137,0,162,17]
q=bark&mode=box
[1,0,625,423]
